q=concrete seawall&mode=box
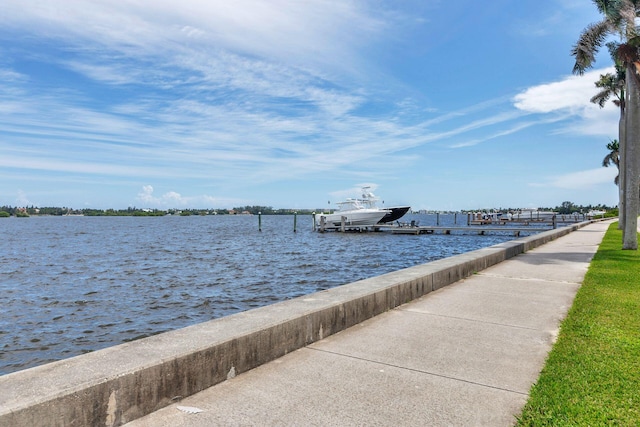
[0,222,589,427]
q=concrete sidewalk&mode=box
[126,220,613,427]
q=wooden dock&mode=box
[314,212,565,235]
[316,223,554,236]
[376,225,552,236]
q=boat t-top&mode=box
[359,187,411,224]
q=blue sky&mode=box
[0,0,620,211]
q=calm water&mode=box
[1,214,540,375]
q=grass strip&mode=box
[516,223,640,426]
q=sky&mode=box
[0,0,622,211]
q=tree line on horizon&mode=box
[0,205,312,217]
[0,202,616,218]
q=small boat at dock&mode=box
[314,198,389,230]
[314,187,410,231]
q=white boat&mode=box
[587,210,606,218]
[469,211,508,224]
[512,209,557,221]
[315,198,389,229]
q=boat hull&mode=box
[315,209,388,228]
[378,206,410,223]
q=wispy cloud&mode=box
[0,68,27,82]
[0,1,620,209]
[2,0,387,81]
[511,0,601,38]
[450,120,539,148]
[531,167,617,190]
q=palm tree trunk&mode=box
[619,111,626,231]
[623,64,639,250]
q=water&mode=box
[0,213,539,375]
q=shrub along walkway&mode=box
[516,222,640,426]
[127,220,614,427]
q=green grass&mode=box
[516,223,640,426]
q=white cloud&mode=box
[135,185,243,208]
[513,68,619,113]
[137,185,186,207]
[513,68,619,136]
[137,185,155,203]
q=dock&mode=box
[315,224,553,236]
[314,212,586,235]
[315,222,554,236]
[378,224,552,236]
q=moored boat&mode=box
[512,209,557,221]
[314,198,389,229]
[314,187,410,230]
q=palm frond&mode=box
[618,0,640,32]
[628,35,640,47]
[572,20,613,74]
[606,41,627,73]
[602,139,620,169]
[591,73,624,107]
[594,0,627,27]
[593,0,618,16]
[591,87,613,107]
[602,142,620,186]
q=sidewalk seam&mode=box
[475,273,583,285]
[307,347,530,396]
[398,309,542,332]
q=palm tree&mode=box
[591,56,626,229]
[573,0,640,250]
[602,139,620,185]
[590,51,625,109]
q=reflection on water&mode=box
[0,214,533,374]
